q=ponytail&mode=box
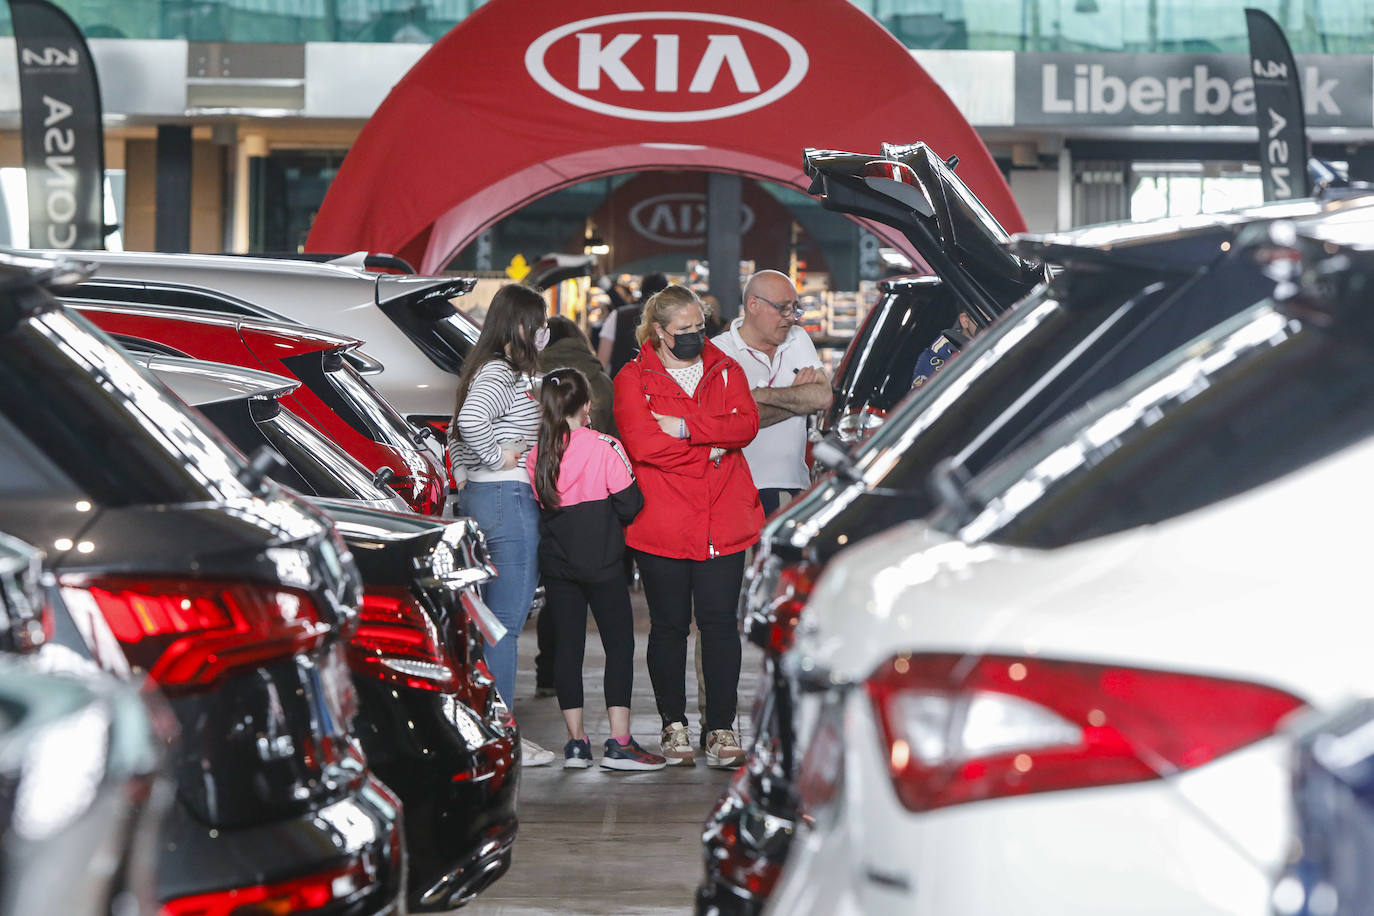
[534,368,592,510]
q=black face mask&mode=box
[662,328,705,361]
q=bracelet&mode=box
[679,418,686,439]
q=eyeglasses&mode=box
[753,294,805,321]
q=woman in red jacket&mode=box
[613,284,763,767]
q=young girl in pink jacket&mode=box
[528,368,666,771]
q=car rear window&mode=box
[0,307,250,506]
[282,350,426,455]
[961,304,1374,549]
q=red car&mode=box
[69,300,447,515]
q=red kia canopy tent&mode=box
[307,0,1025,274]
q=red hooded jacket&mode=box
[613,340,763,560]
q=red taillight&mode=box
[346,588,458,693]
[160,856,379,916]
[389,474,447,516]
[866,654,1305,813]
[63,577,330,690]
[766,563,817,656]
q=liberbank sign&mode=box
[1015,53,1372,127]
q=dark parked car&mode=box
[137,353,520,909]
[324,500,519,910]
[0,251,404,915]
[698,191,1374,914]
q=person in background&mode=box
[613,284,762,768]
[911,310,980,390]
[712,269,833,516]
[448,283,555,767]
[598,271,669,379]
[531,315,617,699]
[527,368,666,771]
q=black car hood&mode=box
[310,497,446,584]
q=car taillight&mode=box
[346,587,458,693]
[160,855,380,916]
[764,563,817,656]
[833,406,885,444]
[389,474,446,516]
[62,577,330,690]
[866,653,1305,813]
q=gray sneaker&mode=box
[659,721,696,766]
[704,729,746,768]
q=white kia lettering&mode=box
[576,33,643,91]
[526,12,808,122]
[1040,62,1339,119]
[688,35,760,94]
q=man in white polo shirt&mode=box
[713,269,833,515]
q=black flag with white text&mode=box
[1245,8,1311,201]
[8,0,106,248]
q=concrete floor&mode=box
[461,590,761,916]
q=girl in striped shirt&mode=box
[449,283,553,766]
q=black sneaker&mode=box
[564,737,592,769]
[601,738,668,771]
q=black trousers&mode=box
[638,550,747,732]
[534,590,555,689]
[758,488,799,517]
[543,572,635,712]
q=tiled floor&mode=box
[460,590,762,915]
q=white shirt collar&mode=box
[728,315,796,359]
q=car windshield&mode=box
[0,307,250,506]
[956,301,1374,549]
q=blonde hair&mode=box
[635,284,710,346]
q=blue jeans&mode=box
[458,480,540,713]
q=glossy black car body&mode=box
[817,276,959,445]
[138,354,520,909]
[0,532,172,916]
[0,255,403,915]
[698,194,1374,914]
[321,500,519,910]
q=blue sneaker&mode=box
[601,737,668,771]
[564,737,592,769]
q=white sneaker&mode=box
[520,736,555,767]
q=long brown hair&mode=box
[534,368,591,510]
[452,283,547,417]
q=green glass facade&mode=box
[4,0,1372,52]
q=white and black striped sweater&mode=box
[448,360,542,484]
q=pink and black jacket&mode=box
[526,427,644,582]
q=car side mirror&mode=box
[373,466,396,487]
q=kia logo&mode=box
[525,12,809,122]
[629,192,755,245]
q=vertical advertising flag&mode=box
[1245,8,1311,201]
[8,0,106,248]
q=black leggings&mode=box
[544,573,635,712]
[638,550,747,732]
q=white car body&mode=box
[768,433,1374,916]
[33,249,478,423]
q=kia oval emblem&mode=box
[525,12,809,123]
[629,192,756,245]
